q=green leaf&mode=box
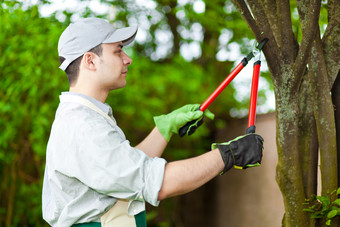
[318,195,331,212]
[303,208,315,213]
[337,187,340,195]
[317,195,331,205]
[333,199,340,206]
[311,213,323,219]
[327,210,338,219]
[326,220,331,225]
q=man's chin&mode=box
[109,81,127,91]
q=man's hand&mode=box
[154,104,214,142]
[212,134,264,175]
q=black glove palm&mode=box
[212,134,264,175]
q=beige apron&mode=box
[101,200,136,227]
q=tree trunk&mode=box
[309,32,338,198]
[231,0,340,226]
[275,88,311,226]
[298,72,318,199]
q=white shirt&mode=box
[42,92,166,226]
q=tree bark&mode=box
[275,91,311,226]
[309,31,338,199]
[322,6,340,89]
[298,73,318,199]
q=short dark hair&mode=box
[59,44,103,86]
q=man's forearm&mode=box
[135,127,168,158]
[158,149,224,200]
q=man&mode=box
[42,18,264,227]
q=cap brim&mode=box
[103,25,138,46]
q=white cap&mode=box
[58,18,138,71]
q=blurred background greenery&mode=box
[0,0,274,226]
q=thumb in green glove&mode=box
[154,104,214,142]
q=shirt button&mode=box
[139,196,143,200]
[131,204,135,207]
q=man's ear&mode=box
[82,52,97,71]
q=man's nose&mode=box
[123,52,132,65]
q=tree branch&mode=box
[328,0,340,22]
[6,161,17,226]
[163,0,180,55]
[298,73,319,198]
[262,0,281,47]
[293,0,321,92]
[232,0,282,78]
[231,0,260,36]
[296,0,308,21]
[309,27,338,197]
[322,7,340,88]
[246,0,280,48]
[277,0,295,63]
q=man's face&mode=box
[96,42,132,90]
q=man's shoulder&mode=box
[55,102,112,129]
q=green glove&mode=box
[154,104,214,142]
[212,134,264,175]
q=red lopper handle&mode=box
[200,62,245,111]
[247,60,261,129]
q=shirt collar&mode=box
[61,92,112,115]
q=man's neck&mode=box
[69,87,108,103]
